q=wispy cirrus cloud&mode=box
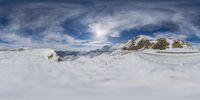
[0,3,89,48]
[84,0,200,40]
[0,0,200,50]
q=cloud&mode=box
[85,1,200,40]
[0,0,200,50]
[153,32,188,40]
[0,3,89,48]
[86,10,173,39]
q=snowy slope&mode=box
[1,48,200,100]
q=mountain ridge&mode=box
[116,35,194,51]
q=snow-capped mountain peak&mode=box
[118,35,195,52]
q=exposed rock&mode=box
[48,54,54,60]
[47,53,63,62]
[151,38,169,50]
[172,40,183,48]
[121,35,193,51]
[128,38,151,50]
[18,48,25,51]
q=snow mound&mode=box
[30,48,62,61]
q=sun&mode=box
[89,23,108,39]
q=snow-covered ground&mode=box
[1,48,200,100]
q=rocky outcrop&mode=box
[151,38,169,50]
[122,36,193,51]
[47,53,62,62]
[124,37,150,50]
[172,40,183,48]
[30,48,63,62]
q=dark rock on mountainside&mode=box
[122,36,193,51]
[151,38,169,50]
[172,40,183,48]
[126,37,152,50]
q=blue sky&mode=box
[0,0,200,50]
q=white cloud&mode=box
[86,10,173,39]
[84,1,200,40]
[154,32,188,40]
[0,1,200,49]
[0,3,88,48]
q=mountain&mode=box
[25,35,198,62]
[56,35,199,60]
[119,35,194,51]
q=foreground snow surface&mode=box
[1,49,200,100]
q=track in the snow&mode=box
[136,52,200,66]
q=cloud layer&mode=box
[0,0,200,49]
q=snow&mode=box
[111,42,128,50]
[142,48,200,55]
[1,48,200,100]
[112,35,155,50]
[166,38,174,49]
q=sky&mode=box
[0,0,200,50]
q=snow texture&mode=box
[0,48,200,100]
